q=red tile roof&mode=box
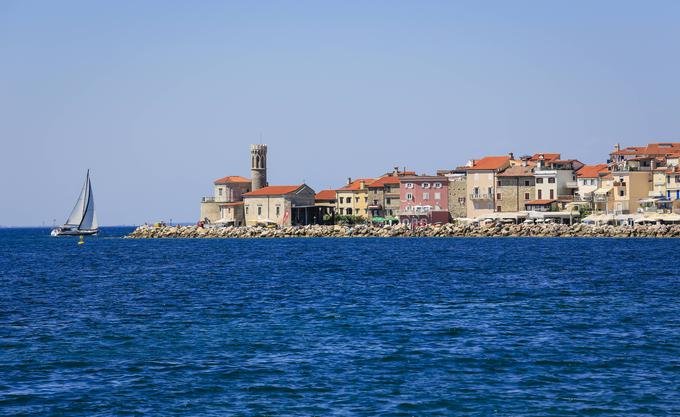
[526,199,557,205]
[612,143,680,156]
[243,185,303,196]
[339,178,374,191]
[497,166,534,177]
[530,153,560,161]
[214,175,250,184]
[576,164,609,178]
[315,189,337,200]
[368,176,400,187]
[467,156,511,171]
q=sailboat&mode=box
[51,170,99,236]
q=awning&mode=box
[384,216,398,222]
[371,217,386,222]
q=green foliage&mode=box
[335,215,366,225]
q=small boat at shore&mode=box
[51,170,99,237]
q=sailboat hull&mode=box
[51,227,99,237]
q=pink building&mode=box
[398,175,450,226]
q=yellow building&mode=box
[336,178,373,218]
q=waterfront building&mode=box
[533,157,584,203]
[314,189,337,223]
[437,168,467,219]
[610,171,652,214]
[200,175,251,225]
[336,178,372,217]
[366,168,412,221]
[398,175,449,226]
[496,165,535,212]
[243,184,317,226]
[574,164,609,208]
[465,156,512,218]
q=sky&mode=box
[2,1,680,226]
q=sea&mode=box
[1,227,679,416]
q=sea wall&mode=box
[126,223,680,238]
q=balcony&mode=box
[469,193,490,200]
[202,196,215,203]
[368,204,383,209]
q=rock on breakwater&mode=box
[125,223,680,238]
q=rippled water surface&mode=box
[1,227,680,416]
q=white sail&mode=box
[65,172,89,226]
[79,175,97,230]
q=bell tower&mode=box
[250,144,268,191]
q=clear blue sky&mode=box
[2,1,680,226]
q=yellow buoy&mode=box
[78,236,85,245]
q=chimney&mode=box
[347,177,352,185]
[508,152,514,160]
[615,143,621,152]
[393,166,399,175]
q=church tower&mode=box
[250,144,268,190]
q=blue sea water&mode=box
[1,227,680,416]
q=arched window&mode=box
[256,155,261,168]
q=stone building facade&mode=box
[445,172,467,219]
[496,166,535,212]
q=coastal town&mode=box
[197,142,680,228]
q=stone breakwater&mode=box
[126,223,680,238]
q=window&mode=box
[549,190,554,199]
[364,197,368,203]
[257,206,262,216]
[406,193,414,201]
[619,189,625,197]
[423,192,429,200]
[218,188,223,196]
[487,187,492,196]
[405,183,414,188]
[458,197,466,204]
[339,208,344,215]
[276,206,280,216]
[245,206,249,214]
[422,183,430,188]
[338,197,343,204]
[497,180,502,187]
[524,180,530,186]
[497,206,502,212]
[536,178,544,184]
[524,192,530,200]
[434,183,442,188]
[386,198,391,204]
[496,193,502,200]
[548,177,555,184]
[538,190,543,199]
[355,197,359,203]
[434,192,441,200]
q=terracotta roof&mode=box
[497,166,534,177]
[214,175,250,184]
[612,143,680,156]
[576,164,609,178]
[243,185,304,196]
[467,156,511,171]
[339,178,374,191]
[315,189,337,200]
[529,153,560,161]
[526,199,556,205]
[368,176,400,187]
